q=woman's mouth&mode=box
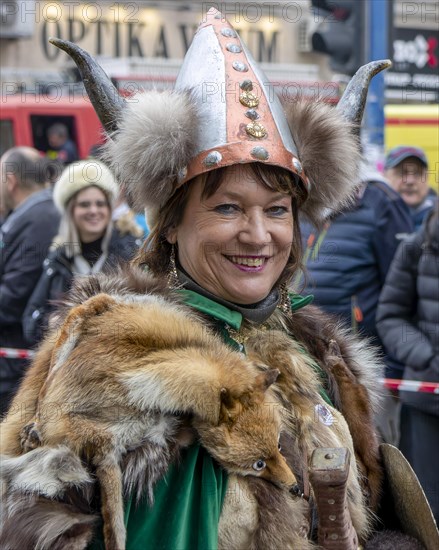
[226,256,267,271]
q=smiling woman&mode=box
[1,7,436,550]
[21,160,140,346]
[148,163,304,305]
[72,186,111,243]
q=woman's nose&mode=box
[239,213,270,245]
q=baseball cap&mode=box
[384,146,428,170]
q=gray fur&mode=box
[103,90,199,214]
[285,100,362,226]
[121,428,182,504]
[339,326,384,414]
[0,447,96,550]
[0,446,93,500]
[0,495,96,550]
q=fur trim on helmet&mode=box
[103,92,360,226]
[285,100,361,226]
[103,90,199,216]
[53,159,119,212]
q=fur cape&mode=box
[0,266,384,549]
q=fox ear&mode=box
[219,388,241,424]
[219,388,232,424]
[254,368,280,392]
[220,387,233,408]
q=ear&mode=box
[6,172,18,194]
[219,388,232,423]
[166,226,178,244]
[219,388,241,425]
[254,368,280,392]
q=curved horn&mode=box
[337,60,392,128]
[49,38,126,134]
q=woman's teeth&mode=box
[229,256,264,267]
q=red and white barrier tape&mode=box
[380,378,439,394]
[0,347,35,359]
[1,348,438,394]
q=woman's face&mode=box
[72,186,111,243]
[167,164,294,305]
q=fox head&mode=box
[195,368,299,492]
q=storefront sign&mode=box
[386,26,439,101]
[36,2,282,63]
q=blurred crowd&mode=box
[0,143,438,521]
[0,146,146,413]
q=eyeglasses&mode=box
[75,200,109,209]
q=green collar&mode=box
[290,293,314,311]
[177,289,313,329]
[177,289,243,329]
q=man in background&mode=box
[384,145,436,230]
[299,161,414,444]
[0,147,60,414]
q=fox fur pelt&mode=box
[0,266,384,549]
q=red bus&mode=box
[0,94,103,159]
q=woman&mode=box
[1,8,436,550]
[377,202,439,524]
[22,159,141,345]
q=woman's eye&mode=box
[267,206,289,216]
[215,204,240,214]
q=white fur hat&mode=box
[53,160,119,212]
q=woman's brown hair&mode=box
[134,163,307,290]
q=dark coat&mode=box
[300,180,414,377]
[22,228,140,346]
[376,206,439,416]
[0,188,60,407]
[409,188,437,231]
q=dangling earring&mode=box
[167,245,180,288]
[278,283,292,315]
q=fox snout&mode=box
[265,453,299,493]
[278,466,303,498]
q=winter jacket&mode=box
[300,180,414,377]
[377,206,439,416]
[22,228,140,346]
[0,188,60,405]
[409,188,437,231]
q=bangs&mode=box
[200,163,306,205]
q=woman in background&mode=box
[23,159,140,345]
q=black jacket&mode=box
[300,180,413,377]
[23,228,140,346]
[376,206,439,416]
[0,188,60,402]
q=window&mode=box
[0,119,15,156]
[30,115,77,153]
